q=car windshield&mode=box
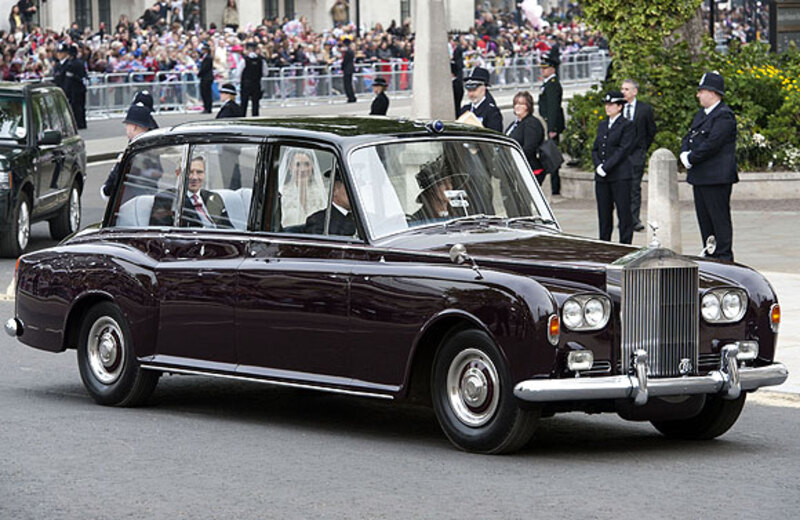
[348,138,555,239]
[0,97,26,140]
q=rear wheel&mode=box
[651,393,747,440]
[77,302,159,406]
[49,179,81,240]
[0,192,31,257]
[431,329,539,454]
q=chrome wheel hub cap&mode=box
[87,317,124,384]
[446,348,500,427]
[18,201,30,250]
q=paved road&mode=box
[1,324,798,519]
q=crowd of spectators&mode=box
[0,0,608,85]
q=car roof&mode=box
[133,116,513,150]
[0,81,61,96]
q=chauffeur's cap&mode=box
[373,77,387,87]
[540,50,560,68]
[603,91,626,105]
[464,67,491,89]
[698,71,725,96]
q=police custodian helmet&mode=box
[698,71,725,96]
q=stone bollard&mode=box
[647,148,682,253]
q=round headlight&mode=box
[584,298,606,327]
[702,293,721,321]
[562,299,583,329]
[721,291,743,320]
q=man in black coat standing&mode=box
[451,62,464,118]
[216,83,243,118]
[458,67,503,133]
[621,79,657,232]
[198,43,214,113]
[538,50,564,196]
[341,38,357,103]
[592,91,635,244]
[680,72,738,262]
[240,41,264,116]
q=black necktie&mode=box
[625,104,633,121]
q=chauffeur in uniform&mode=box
[680,71,738,262]
[621,78,657,231]
[458,67,503,133]
[538,50,564,196]
[591,91,635,244]
[216,83,243,118]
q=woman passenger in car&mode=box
[278,147,327,228]
[410,159,468,224]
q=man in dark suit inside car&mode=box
[304,170,356,236]
[150,155,232,228]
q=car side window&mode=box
[110,145,186,228]
[181,143,259,230]
[53,92,76,137]
[31,94,47,138]
[41,93,65,135]
[269,145,358,238]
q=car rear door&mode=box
[30,92,61,217]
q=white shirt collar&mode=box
[626,98,637,109]
[472,96,486,110]
[332,202,349,216]
[542,73,556,83]
[704,100,721,115]
[608,114,621,127]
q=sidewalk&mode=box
[75,90,799,395]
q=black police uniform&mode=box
[52,54,69,91]
[217,99,243,118]
[65,51,88,129]
[458,96,503,133]
[592,105,635,244]
[240,51,264,116]
[198,49,214,113]
[681,73,738,261]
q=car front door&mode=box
[235,144,356,384]
[30,92,61,217]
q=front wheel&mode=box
[651,393,747,440]
[49,180,81,240]
[431,329,539,454]
[0,192,31,257]
[77,302,159,406]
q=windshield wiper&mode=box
[443,214,504,230]
[505,216,558,228]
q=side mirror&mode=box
[39,129,62,146]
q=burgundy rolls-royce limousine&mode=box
[5,117,788,453]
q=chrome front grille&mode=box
[618,249,699,378]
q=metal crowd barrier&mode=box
[26,52,610,118]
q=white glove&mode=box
[680,151,692,169]
[595,164,607,177]
[99,185,109,202]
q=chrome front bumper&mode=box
[514,345,789,406]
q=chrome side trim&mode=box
[139,364,395,400]
[514,362,788,404]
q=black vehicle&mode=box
[0,82,86,257]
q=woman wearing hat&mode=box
[680,71,737,262]
[591,91,635,244]
[369,77,389,115]
[216,83,243,118]
[410,158,469,224]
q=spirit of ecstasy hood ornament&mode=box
[648,221,660,249]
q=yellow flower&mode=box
[593,109,598,114]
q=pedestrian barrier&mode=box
[24,52,611,118]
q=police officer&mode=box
[101,103,158,201]
[680,71,738,262]
[52,43,70,92]
[458,67,503,133]
[591,91,635,244]
[198,43,214,114]
[240,41,264,116]
[65,44,88,129]
[369,77,389,115]
[216,83,243,118]
[131,90,159,128]
[538,50,565,196]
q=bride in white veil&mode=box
[277,147,328,227]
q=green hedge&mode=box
[563,41,800,172]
